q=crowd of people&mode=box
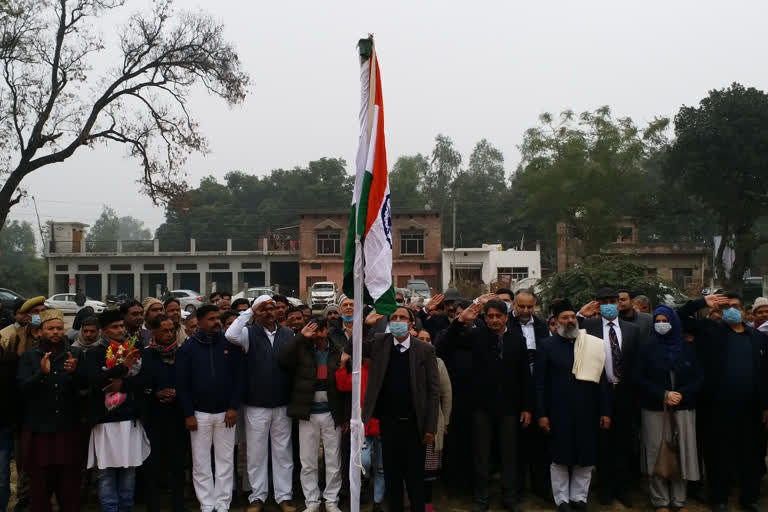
[0,285,766,512]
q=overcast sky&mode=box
[8,0,768,236]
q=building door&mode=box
[179,274,200,292]
[116,275,134,297]
[210,272,233,293]
[83,275,101,300]
[243,272,266,288]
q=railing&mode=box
[46,238,299,256]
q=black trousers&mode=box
[145,415,187,512]
[597,385,635,499]
[517,418,551,499]
[379,417,426,512]
[472,409,519,508]
[705,401,764,506]
[442,407,473,491]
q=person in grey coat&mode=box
[362,306,440,512]
[618,290,653,340]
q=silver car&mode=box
[170,289,204,313]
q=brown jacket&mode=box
[362,333,440,438]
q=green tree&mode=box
[514,107,669,255]
[451,139,511,247]
[666,83,768,291]
[539,254,685,311]
[0,220,47,296]
[389,154,428,210]
[0,0,250,231]
[423,134,462,231]
[87,206,151,241]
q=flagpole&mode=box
[349,36,374,512]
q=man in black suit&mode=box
[438,299,532,512]
[578,287,640,507]
[508,289,552,500]
[678,293,768,512]
[362,306,440,512]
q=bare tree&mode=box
[0,0,250,229]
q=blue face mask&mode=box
[341,313,354,323]
[722,307,742,325]
[600,304,618,320]
[30,314,41,327]
[390,321,409,338]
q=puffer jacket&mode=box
[278,333,348,425]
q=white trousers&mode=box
[299,412,342,506]
[245,406,294,504]
[190,411,236,512]
[550,463,593,506]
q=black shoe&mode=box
[711,504,728,512]
[570,502,588,511]
[617,492,633,508]
[558,504,573,512]
[742,504,762,512]
[372,503,384,512]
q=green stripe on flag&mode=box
[342,202,358,299]
[357,172,373,238]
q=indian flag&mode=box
[342,37,397,315]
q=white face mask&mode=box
[654,322,672,336]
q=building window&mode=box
[498,267,529,280]
[176,263,197,271]
[400,231,424,255]
[209,263,230,270]
[618,227,634,242]
[672,268,694,289]
[316,232,341,255]
[241,262,261,270]
[144,264,164,271]
[77,264,99,272]
[110,264,131,271]
[55,265,68,272]
[311,263,322,270]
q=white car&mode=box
[232,287,274,302]
[45,294,106,314]
[170,289,204,313]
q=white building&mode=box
[45,223,300,300]
[441,244,542,291]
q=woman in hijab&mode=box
[634,305,704,512]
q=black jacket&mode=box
[633,340,704,411]
[176,331,244,418]
[437,318,532,416]
[82,342,149,426]
[16,340,82,432]
[143,348,183,421]
[278,334,348,425]
[678,297,768,411]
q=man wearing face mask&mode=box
[578,288,641,507]
[362,306,440,512]
[438,299,531,512]
[678,293,768,512]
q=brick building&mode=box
[298,210,442,300]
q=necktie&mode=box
[497,334,504,360]
[608,322,622,380]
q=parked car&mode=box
[45,293,106,314]
[170,289,203,313]
[406,279,432,299]
[743,276,764,304]
[232,287,274,302]
[0,288,25,311]
[309,282,339,307]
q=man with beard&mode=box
[120,299,148,345]
[225,296,296,512]
[285,306,307,334]
[163,298,186,344]
[85,309,150,512]
[536,300,611,512]
[71,315,101,352]
[273,295,290,327]
[177,306,243,512]
[617,289,653,341]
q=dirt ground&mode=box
[8,460,767,511]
